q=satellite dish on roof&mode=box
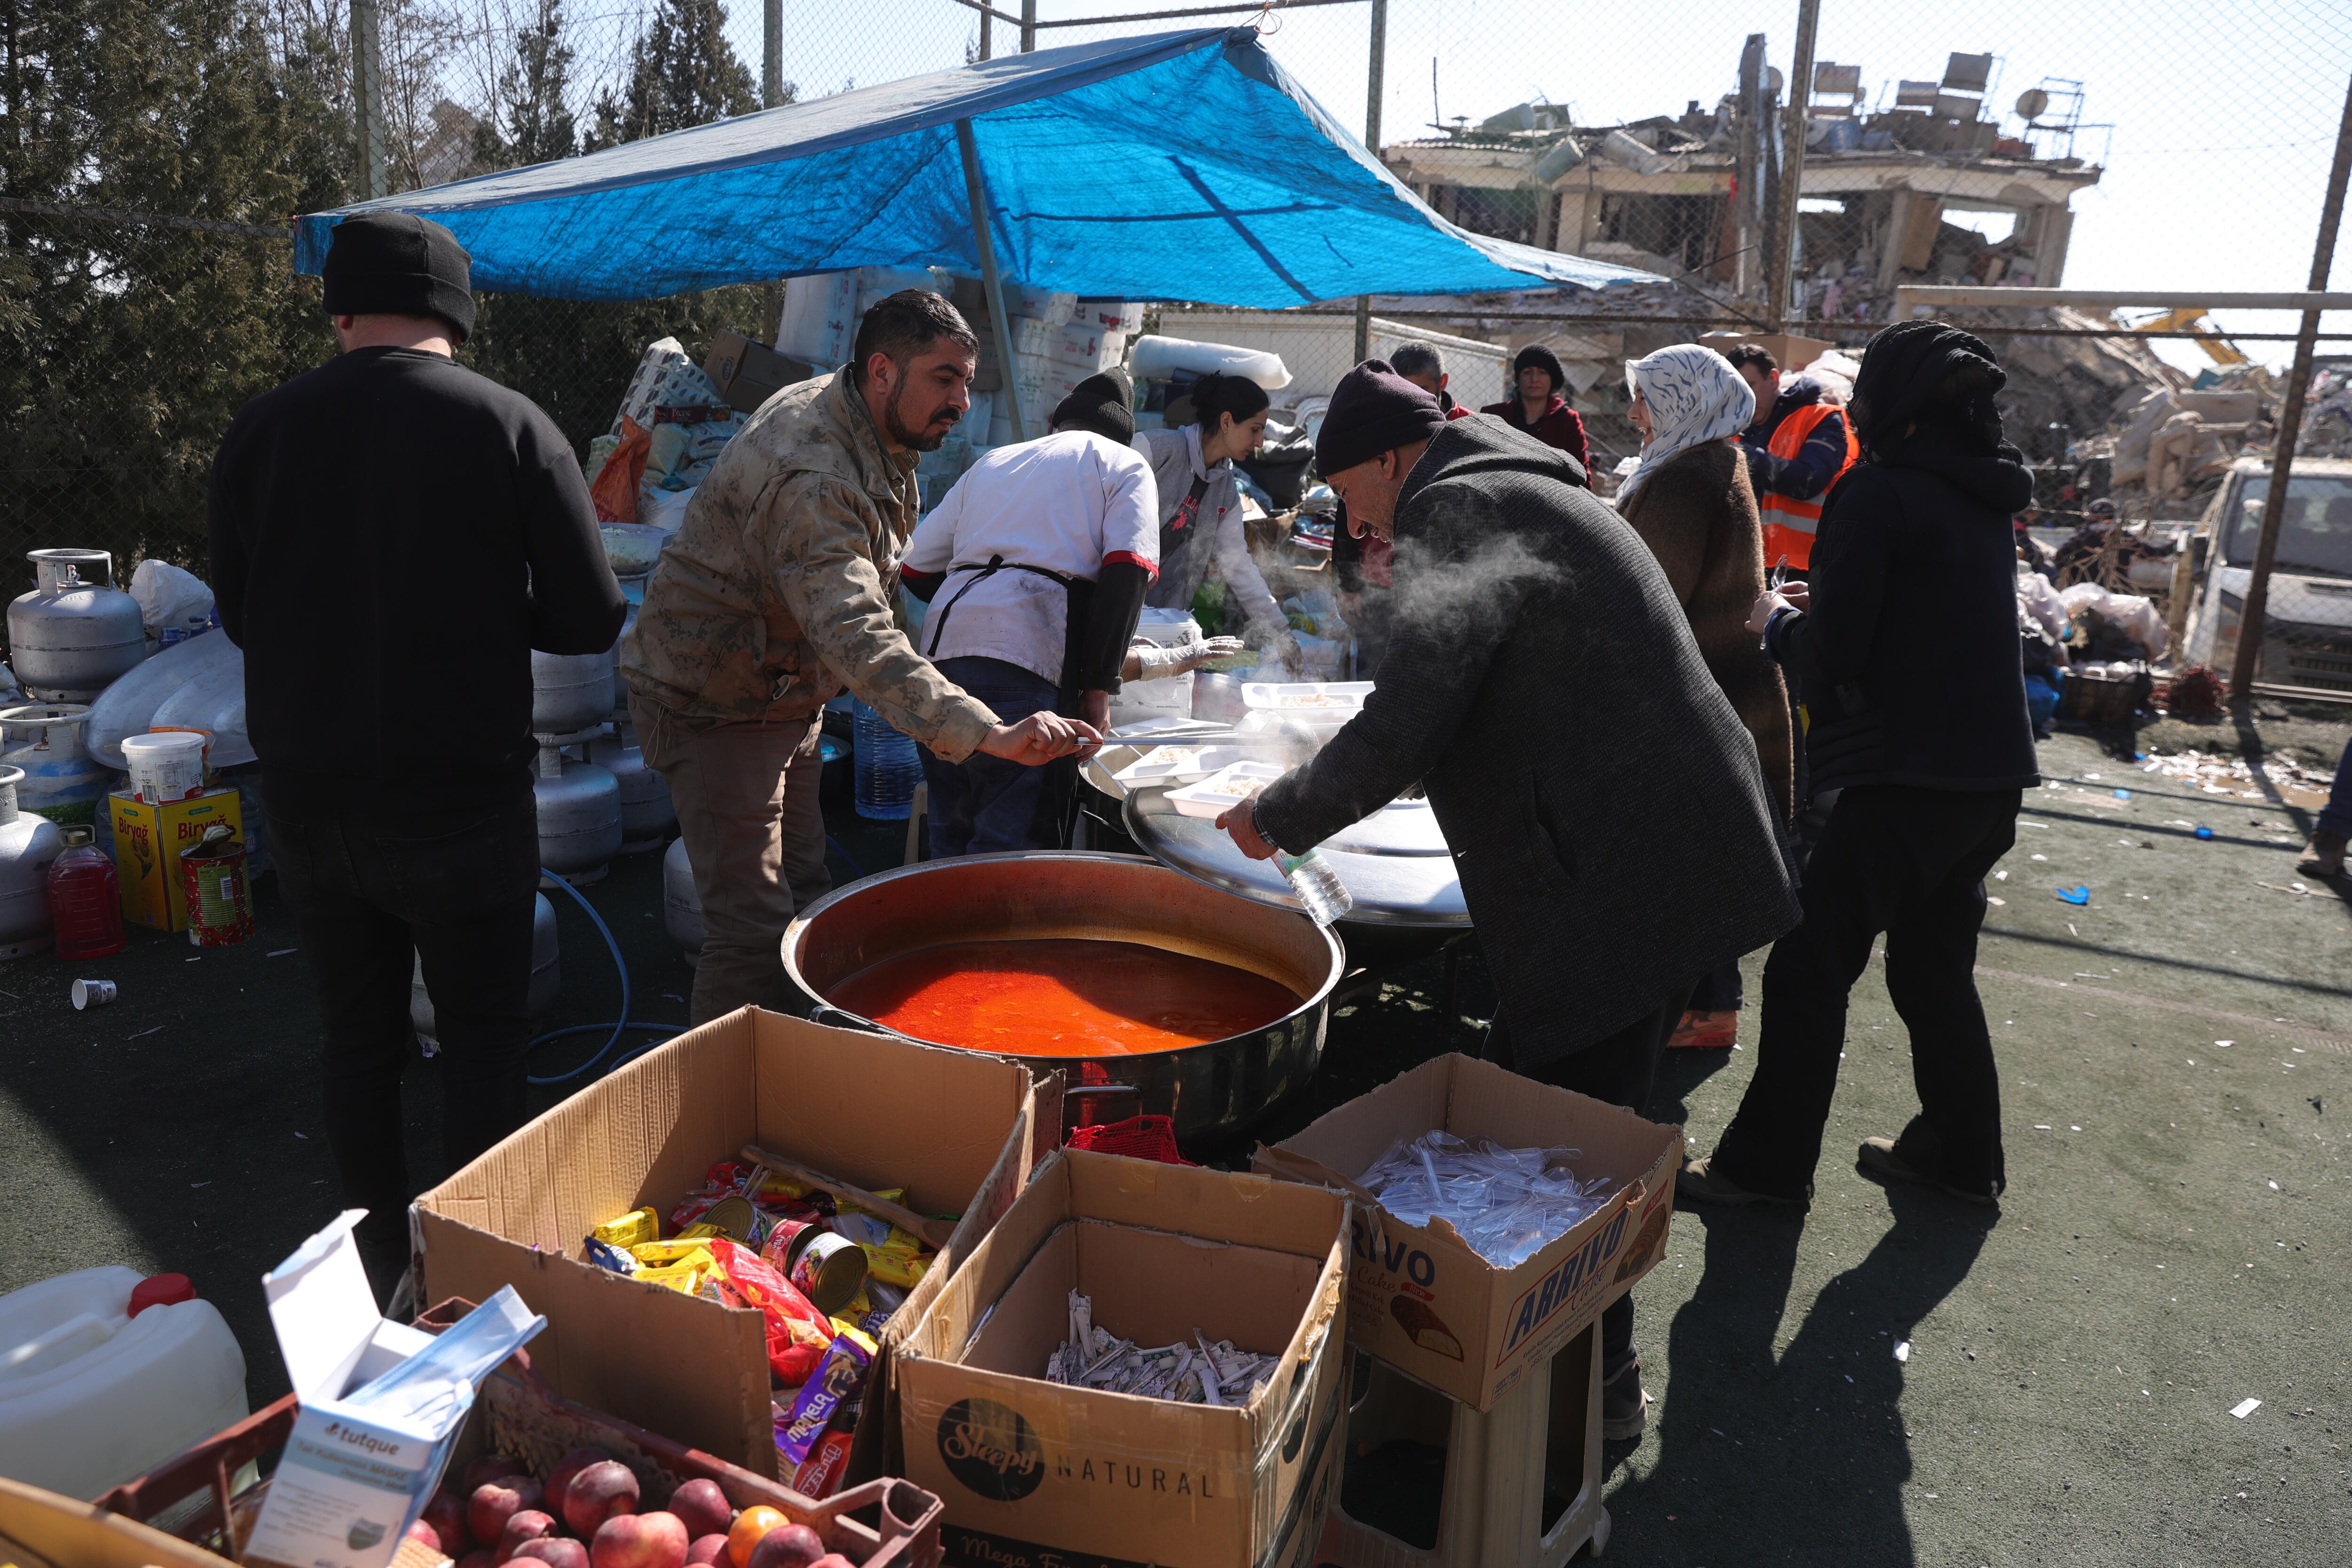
[2016,88,2050,120]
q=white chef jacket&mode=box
[904,430,1160,686]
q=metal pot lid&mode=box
[1124,786,1470,928]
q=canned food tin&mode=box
[789,1231,870,1315]
[179,828,253,947]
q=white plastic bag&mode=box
[129,559,215,643]
[84,629,239,770]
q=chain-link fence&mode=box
[6,0,2350,692]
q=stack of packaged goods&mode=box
[583,1159,944,1496]
[957,285,1139,447]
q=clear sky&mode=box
[570,0,2352,370]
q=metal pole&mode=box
[350,0,389,200]
[763,0,783,107]
[1354,0,1387,363]
[1021,0,1035,52]
[1767,0,1820,330]
[957,118,1028,444]
[977,1,991,61]
[2230,73,2352,703]
[1736,33,1765,302]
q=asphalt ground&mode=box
[3,724,2347,1565]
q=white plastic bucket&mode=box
[120,731,206,804]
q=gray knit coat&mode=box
[1253,417,1799,1065]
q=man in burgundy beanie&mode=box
[1216,359,1796,1443]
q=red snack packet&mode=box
[707,1238,835,1383]
[790,1429,855,1500]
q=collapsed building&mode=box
[1367,49,2294,516]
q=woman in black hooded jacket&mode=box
[1679,321,2039,1209]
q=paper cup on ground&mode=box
[72,978,118,1010]
[121,731,207,803]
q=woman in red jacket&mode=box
[1481,343,1590,482]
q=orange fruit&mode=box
[729,1506,787,1568]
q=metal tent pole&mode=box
[763,0,784,107]
[1766,0,1820,330]
[1353,0,1388,362]
[1021,0,1036,53]
[2230,74,2352,703]
[350,0,389,200]
[957,118,1029,444]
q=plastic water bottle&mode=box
[853,698,921,821]
[1277,848,1353,927]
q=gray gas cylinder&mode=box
[0,766,64,958]
[532,743,622,887]
[590,728,674,852]
[531,646,617,736]
[662,834,703,967]
[7,550,145,701]
[0,704,111,827]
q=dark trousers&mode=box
[921,656,1073,856]
[1485,991,1683,1379]
[2319,735,2352,839]
[268,792,540,1274]
[1688,959,1744,1012]
[1710,784,2020,1202]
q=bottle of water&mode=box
[1276,848,1353,927]
[853,698,921,821]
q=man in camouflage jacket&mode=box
[624,291,1096,1022]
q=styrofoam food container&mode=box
[1111,715,1227,740]
[1167,760,1288,819]
[1241,681,1373,710]
[1113,745,1242,787]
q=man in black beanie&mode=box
[209,210,625,1303]
[1218,359,1797,1442]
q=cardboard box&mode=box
[1695,330,1836,374]
[704,330,817,415]
[413,1007,1044,1479]
[1252,1053,1681,1412]
[108,787,242,931]
[898,1151,1349,1568]
[243,1212,541,1568]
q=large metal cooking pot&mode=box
[782,851,1343,1142]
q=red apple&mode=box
[497,1510,558,1563]
[685,1536,731,1566]
[746,1525,825,1568]
[590,1510,688,1568]
[470,1477,545,1548]
[424,1487,474,1553]
[546,1446,615,1516]
[459,1554,498,1568]
[513,1540,591,1568]
[564,1460,641,1538]
[807,1556,856,1568]
[465,1454,531,1491]
[664,1480,731,1542]
[406,1519,443,1553]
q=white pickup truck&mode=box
[2178,455,2352,693]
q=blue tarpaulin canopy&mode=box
[295,27,1658,306]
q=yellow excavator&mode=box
[2124,307,2251,366]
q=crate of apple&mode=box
[402,1450,865,1568]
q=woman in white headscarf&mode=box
[1616,343,1791,1050]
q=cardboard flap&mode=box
[263,1209,382,1401]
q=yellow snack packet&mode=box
[636,1253,713,1294]
[675,1221,727,1241]
[859,1244,930,1289]
[631,1240,716,1268]
[592,1207,660,1248]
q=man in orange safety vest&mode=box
[1726,345,1859,574]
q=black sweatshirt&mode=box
[208,347,626,811]
[1767,429,2040,794]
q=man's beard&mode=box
[886,382,958,452]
